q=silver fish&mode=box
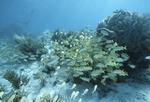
[82,89,89,95]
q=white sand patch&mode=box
[0,61,150,102]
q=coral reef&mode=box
[14,34,47,60]
[3,70,30,89]
[42,29,130,85]
[97,9,150,69]
[1,9,150,101]
[50,29,78,44]
[0,41,27,64]
[0,34,47,64]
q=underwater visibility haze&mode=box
[0,0,150,32]
[0,0,150,102]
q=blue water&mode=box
[0,1,150,101]
[0,0,150,33]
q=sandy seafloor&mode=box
[0,61,150,102]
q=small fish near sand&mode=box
[78,98,82,102]
[145,56,150,60]
[82,89,89,96]
[0,91,4,98]
[70,91,76,101]
[53,95,58,102]
[59,82,66,89]
[70,84,76,90]
[69,91,80,102]
[92,85,97,94]
[73,91,79,100]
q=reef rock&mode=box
[97,9,150,69]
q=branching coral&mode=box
[13,34,47,61]
[3,70,30,89]
[0,42,25,63]
[0,34,47,64]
